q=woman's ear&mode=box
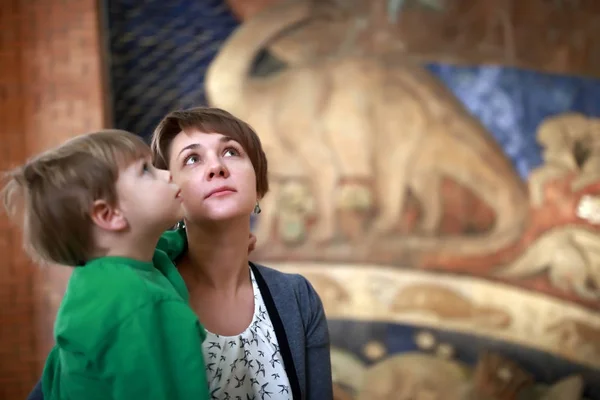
[90,200,128,232]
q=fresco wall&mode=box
[105,0,600,398]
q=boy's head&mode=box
[1,129,183,266]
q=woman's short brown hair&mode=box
[151,107,269,198]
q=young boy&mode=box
[2,130,209,400]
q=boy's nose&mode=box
[157,169,172,182]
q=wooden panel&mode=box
[0,1,34,398]
[0,0,107,398]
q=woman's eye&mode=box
[184,155,199,165]
[224,147,239,157]
[142,162,151,173]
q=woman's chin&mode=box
[193,206,253,223]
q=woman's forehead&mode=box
[171,130,230,154]
[173,129,236,148]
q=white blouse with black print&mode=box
[202,269,292,400]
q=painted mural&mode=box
[105,0,600,398]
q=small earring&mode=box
[253,202,261,214]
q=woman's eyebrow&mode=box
[177,136,236,158]
[177,143,201,158]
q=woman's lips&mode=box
[205,186,236,199]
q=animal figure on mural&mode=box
[357,353,468,400]
[468,352,585,400]
[539,375,585,400]
[205,0,529,255]
[330,347,367,399]
[528,113,600,207]
[494,114,600,299]
[493,226,600,299]
[469,351,534,400]
[545,317,600,362]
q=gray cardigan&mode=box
[250,262,333,400]
[27,263,332,400]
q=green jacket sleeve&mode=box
[101,300,208,400]
[156,229,187,261]
[152,249,190,302]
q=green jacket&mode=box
[42,233,208,400]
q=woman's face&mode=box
[168,129,257,223]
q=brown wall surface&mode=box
[227,0,600,78]
[0,0,107,398]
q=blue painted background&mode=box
[104,0,600,397]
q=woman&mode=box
[27,107,332,399]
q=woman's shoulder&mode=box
[251,262,310,289]
[251,262,328,348]
[250,262,322,307]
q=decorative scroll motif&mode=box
[278,264,599,399]
[274,264,600,370]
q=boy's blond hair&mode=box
[1,129,150,266]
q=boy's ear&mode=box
[90,200,128,232]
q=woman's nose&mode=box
[206,158,229,180]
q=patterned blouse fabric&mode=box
[203,269,292,400]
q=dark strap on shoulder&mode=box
[250,263,302,400]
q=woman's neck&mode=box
[183,218,251,292]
